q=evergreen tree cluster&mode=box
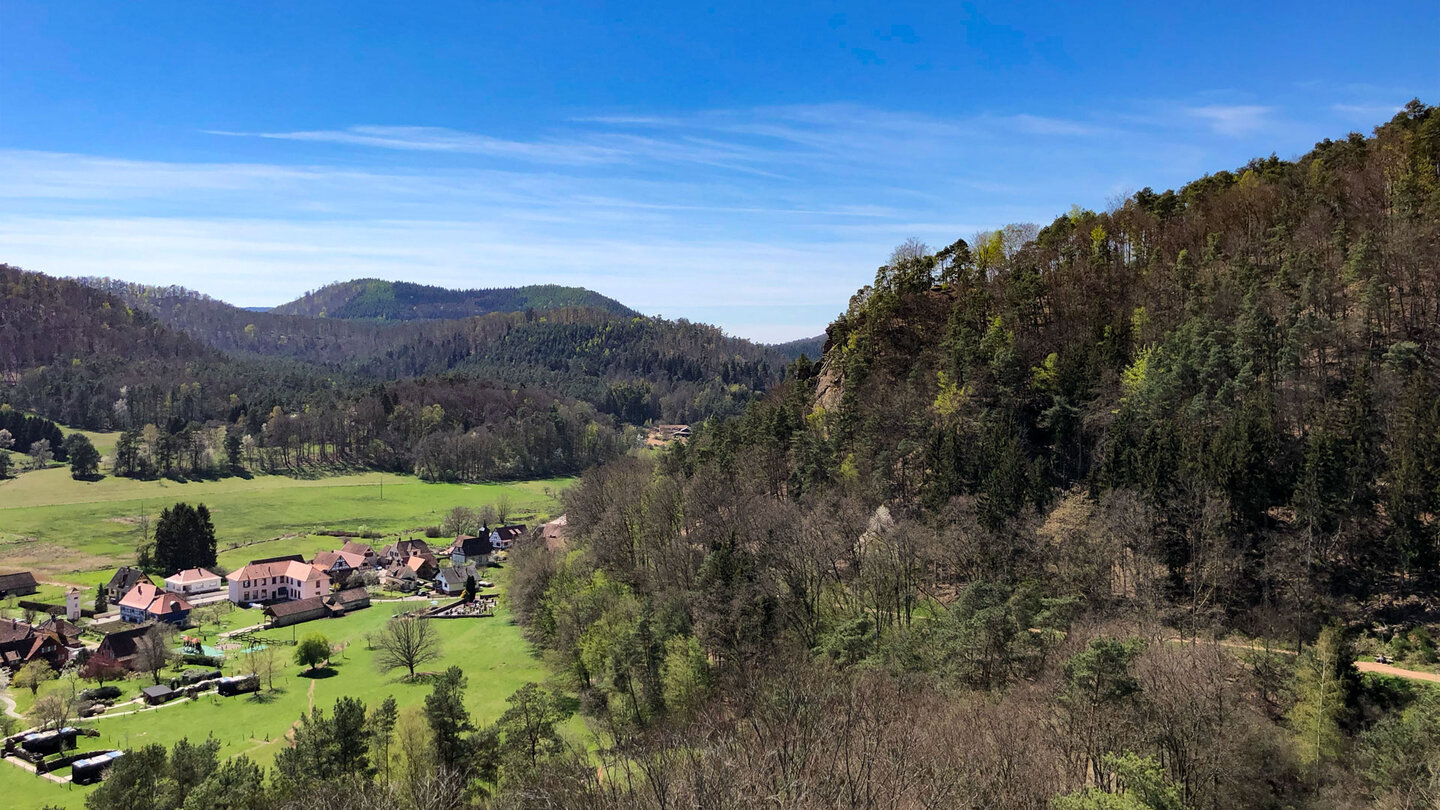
[0,405,67,461]
[150,502,217,575]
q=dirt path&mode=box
[1356,661,1440,682]
[284,679,317,743]
[1169,637,1440,684]
[0,691,22,720]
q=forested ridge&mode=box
[78,276,787,424]
[0,268,802,482]
[270,278,637,321]
[492,101,1440,809]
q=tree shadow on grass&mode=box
[245,688,285,704]
[299,666,340,680]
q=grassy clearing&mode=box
[3,567,566,807]
[0,467,569,586]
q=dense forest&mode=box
[77,277,788,424]
[0,268,802,481]
[270,278,637,321]
[485,101,1440,809]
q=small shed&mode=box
[141,684,175,705]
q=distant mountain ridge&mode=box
[272,279,637,321]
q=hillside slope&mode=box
[494,101,1440,810]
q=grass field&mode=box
[0,454,569,587]
[1,566,573,808]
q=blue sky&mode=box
[1,2,1434,342]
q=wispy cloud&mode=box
[1185,104,1272,136]
[0,97,1379,340]
[1331,102,1403,120]
[209,125,629,166]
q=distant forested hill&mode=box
[79,278,786,424]
[768,333,827,361]
[6,269,628,480]
[271,278,637,320]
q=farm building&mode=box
[263,587,371,628]
[0,570,38,599]
[539,515,568,552]
[71,750,123,785]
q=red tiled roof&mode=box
[165,568,218,584]
[119,582,193,616]
[118,582,162,611]
[232,559,329,584]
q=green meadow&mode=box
[0,568,577,808]
[0,435,569,587]
[0,427,580,806]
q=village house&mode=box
[381,562,420,592]
[228,556,331,605]
[311,549,369,586]
[94,625,150,669]
[163,568,222,596]
[405,553,438,579]
[0,570,39,599]
[118,582,194,625]
[435,564,480,596]
[339,541,378,568]
[444,535,492,566]
[489,524,527,550]
[382,553,436,590]
[0,618,81,671]
[105,566,152,604]
[379,538,433,565]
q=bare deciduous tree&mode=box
[373,614,443,679]
[28,690,74,731]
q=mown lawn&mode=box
[2,567,565,808]
[0,465,568,586]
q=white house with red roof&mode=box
[118,582,194,625]
[228,557,330,605]
[163,568,222,596]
